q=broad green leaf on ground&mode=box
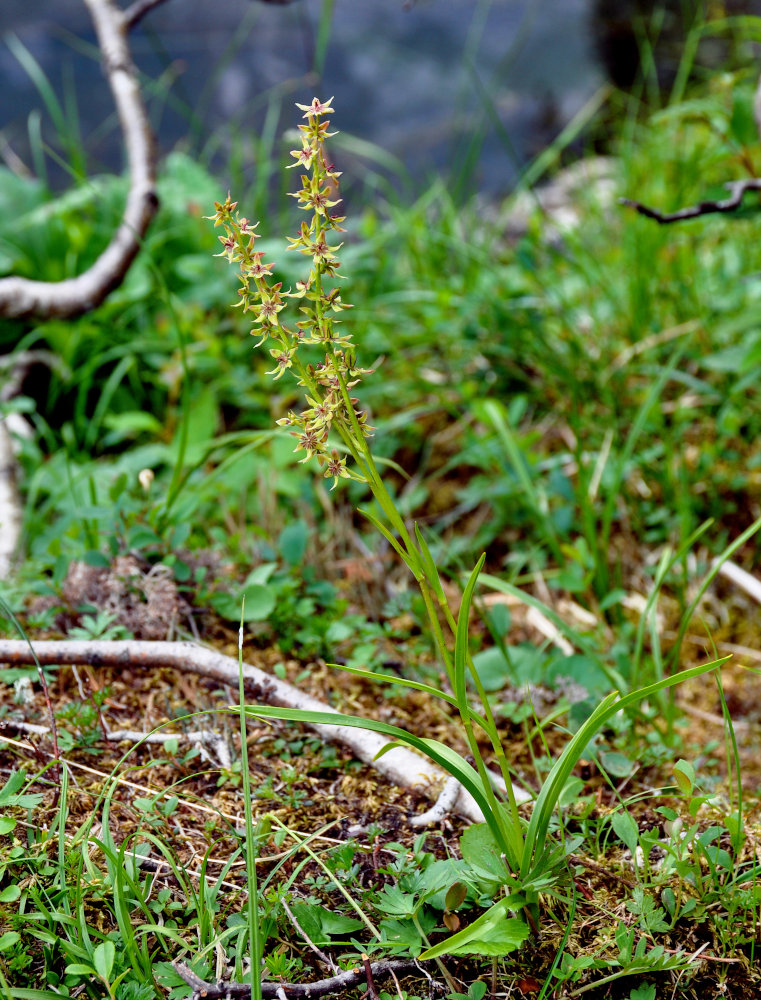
[419,896,529,959]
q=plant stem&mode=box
[238,609,262,1000]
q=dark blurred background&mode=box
[1,0,759,197]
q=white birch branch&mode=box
[0,0,158,319]
[0,639,531,822]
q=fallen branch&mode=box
[0,0,158,318]
[0,719,234,766]
[408,774,461,828]
[715,558,761,605]
[0,639,529,822]
[619,177,761,224]
[124,0,173,30]
[0,351,65,575]
[172,958,424,1000]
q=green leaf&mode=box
[460,824,510,883]
[413,524,446,602]
[419,897,529,959]
[673,759,695,796]
[288,903,322,941]
[359,508,422,578]
[0,884,20,903]
[65,962,96,976]
[454,555,486,708]
[168,385,219,464]
[379,917,424,954]
[211,584,276,622]
[445,881,467,911]
[377,884,418,918]
[519,654,729,879]
[126,525,163,550]
[318,910,365,937]
[629,986,656,1000]
[611,811,639,855]
[597,750,635,778]
[238,583,277,620]
[279,521,309,566]
[92,940,115,982]
[0,931,20,951]
[240,704,503,849]
[469,647,512,692]
[469,983,488,1000]
[102,410,163,439]
[328,660,475,718]
[0,771,27,804]
[0,817,16,835]
[0,770,43,810]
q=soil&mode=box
[1,544,760,999]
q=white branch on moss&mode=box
[0,0,158,319]
[0,639,531,822]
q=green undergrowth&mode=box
[3,13,761,997]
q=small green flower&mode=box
[295,97,335,118]
[319,449,351,489]
[266,347,296,380]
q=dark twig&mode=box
[569,853,635,889]
[620,177,761,224]
[172,959,423,1000]
[123,0,173,30]
[280,897,336,973]
[362,954,379,1000]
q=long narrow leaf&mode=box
[327,661,488,725]
[413,523,447,602]
[237,704,504,845]
[454,555,486,709]
[669,515,761,669]
[521,655,730,877]
[359,508,422,579]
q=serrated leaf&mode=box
[460,823,510,882]
[419,897,528,959]
[318,910,364,936]
[376,884,418,918]
[379,917,423,953]
[0,770,44,811]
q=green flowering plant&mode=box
[210,98,727,955]
[211,97,372,490]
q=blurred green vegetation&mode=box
[1,13,760,691]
